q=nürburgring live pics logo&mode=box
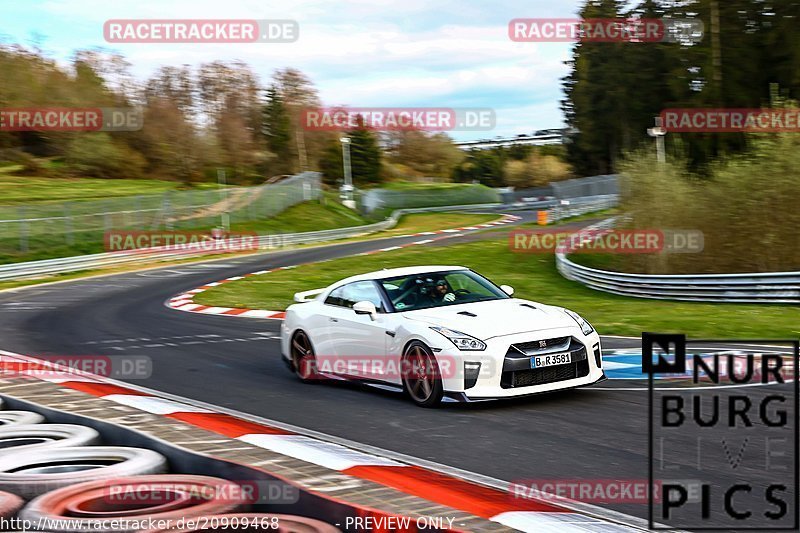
[645,333,799,530]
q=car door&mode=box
[324,281,389,382]
[300,298,338,359]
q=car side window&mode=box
[325,281,384,311]
[342,281,384,310]
[324,286,347,307]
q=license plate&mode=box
[531,352,572,369]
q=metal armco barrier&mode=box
[0,194,617,282]
[556,219,799,304]
[0,203,508,282]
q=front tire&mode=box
[401,341,444,408]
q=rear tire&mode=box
[290,330,320,383]
[401,341,444,408]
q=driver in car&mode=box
[430,278,456,304]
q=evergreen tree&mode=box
[347,118,382,184]
[262,84,292,175]
[317,117,381,186]
[562,0,626,176]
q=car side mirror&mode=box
[353,301,378,320]
[500,285,515,296]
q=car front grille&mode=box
[508,336,571,357]
[501,359,590,389]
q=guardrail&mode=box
[556,218,799,304]
[0,194,618,282]
[548,195,618,221]
[0,202,506,282]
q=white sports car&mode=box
[280,265,606,407]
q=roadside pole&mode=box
[647,117,667,164]
[340,136,356,209]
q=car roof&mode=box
[331,265,469,287]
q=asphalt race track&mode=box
[0,211,795,527]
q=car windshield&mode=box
[378,270,509,312]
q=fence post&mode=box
[18,207,28,253]
[164,192,173,231]
[248,186,259,220]
[134,196,142,229]
[103,201,112,235]
[64,203,74,246]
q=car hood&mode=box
[401,298,575,340]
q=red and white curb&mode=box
[0,349,644,532]
[166,215,522,321]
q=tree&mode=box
[196,61,262,177]
[271,68,323,173]
[262,84,292,175]
[346,118,381,185]
[503,151,572,187]
[317,117,381,186]
[452,149,505,186]
[386,130,463,178]
[562,0,627,176]
[318,142,343,185]
[144,65,195,118]
[562,0,800,175]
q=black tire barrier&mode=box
[0,424,101,456]
[0,397,350,532]
[20,475,250,533]
[0,411,45,426]
[0,447,168,500]
[0,489,23,518]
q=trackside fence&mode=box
[0,194,620,281]
[0,173,321,257]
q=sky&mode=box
[0,0,584,141]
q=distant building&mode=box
[454,129,566,150]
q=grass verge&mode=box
[381,181,487,191]
[0,175,221,204]
[230,196,367,233]
[0,211,501,292]
[368,212,496,237]
[195,238,800,338]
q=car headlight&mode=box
[430,327,486,351]
[564,309,594,335]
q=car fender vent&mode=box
[457,311,477,317]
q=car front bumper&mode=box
[435,326,604,400]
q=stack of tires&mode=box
[0,399,339,532]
